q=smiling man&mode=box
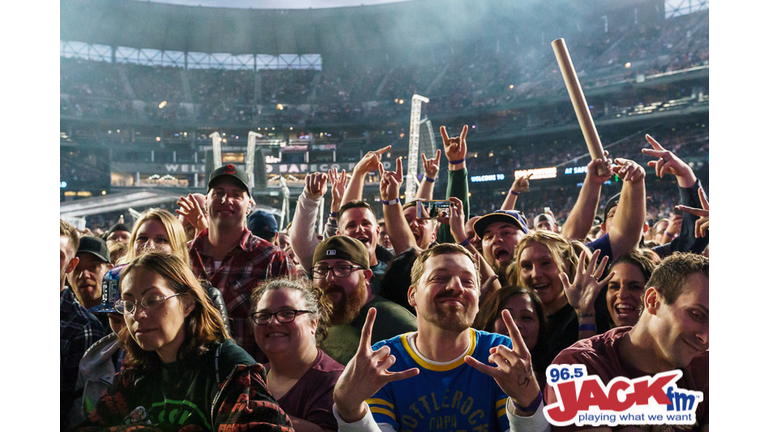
[312,236,416,366]
[337,201,387,295]
[331,243,548,432]
[542,252,709,431]
[189,163,296,363]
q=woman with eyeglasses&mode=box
[72,251,293,431]
[250,276,344,432]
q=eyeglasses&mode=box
[312,264,364,278]
[115,293,183,315]
[251,309,314,325]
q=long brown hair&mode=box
[474,285,548,335]
[118,251,229,371]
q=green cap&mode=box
[313,236,370,269]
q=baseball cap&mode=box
[247,210,279,240]
[208,163,250,196]
[313,235,370,269]
[77,236,111,263]
[473,210,529,238]
[534,213,555,226]
[89,265,125,314]
[603,193,621,222]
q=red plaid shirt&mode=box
[189,229,296,361]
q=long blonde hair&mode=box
[513,230,581,288]
[119,208,190,265]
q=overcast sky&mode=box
[138,0,411,8]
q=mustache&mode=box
[434,291,464,303]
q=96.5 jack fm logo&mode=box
[543,365,703,428]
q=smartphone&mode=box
[416,200,452,220]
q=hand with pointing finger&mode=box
[677,186,709,239]
[641,134,696,188]
[355,145,392,175]
[465,309,542,415]
[511,172,534,194]
[333,308,420,423]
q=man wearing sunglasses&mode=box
[312,236,417,366]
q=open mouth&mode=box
[614,303,639,317]
[493,248,511,263]
[352,234,371,246]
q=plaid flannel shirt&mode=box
[61,288,106,429]
[189,229,296,361]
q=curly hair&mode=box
[249,276,333,343]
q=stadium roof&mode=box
[143,0,412,8]
[61,0,660,61]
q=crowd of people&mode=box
[61,119,709,430]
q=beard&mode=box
[423,292,474,333]
[324,278,369,326]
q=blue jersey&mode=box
[367,329,513,432]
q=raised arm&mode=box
[607,157,646,259]
[642,134,709,257]
[324,167,348,239]
[341,145,391,206]
[379,159,420,255]
[437,125,470,244]
[289,172,328,274]
[415,149,441,201]
[561,154,612,240]
[500,172,533,211]
[442,196,502,298]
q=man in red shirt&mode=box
[188,164,296,362]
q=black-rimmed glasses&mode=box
[251,309,314,325]
[312,264,364,278]
[115,293,183,315]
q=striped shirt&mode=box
[367,329,513,431]
[189,228,297,361]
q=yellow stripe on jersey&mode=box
[366,398,395,409]
[370,406,397,420]
[401,329,478,371]
[496,398,508,409]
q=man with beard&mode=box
[67,236,113,310]
[188,163,296,363]
[376,125,472,314]
[332,244,548,432]
[313,236,416,366]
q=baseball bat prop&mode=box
[551,38,607,175]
